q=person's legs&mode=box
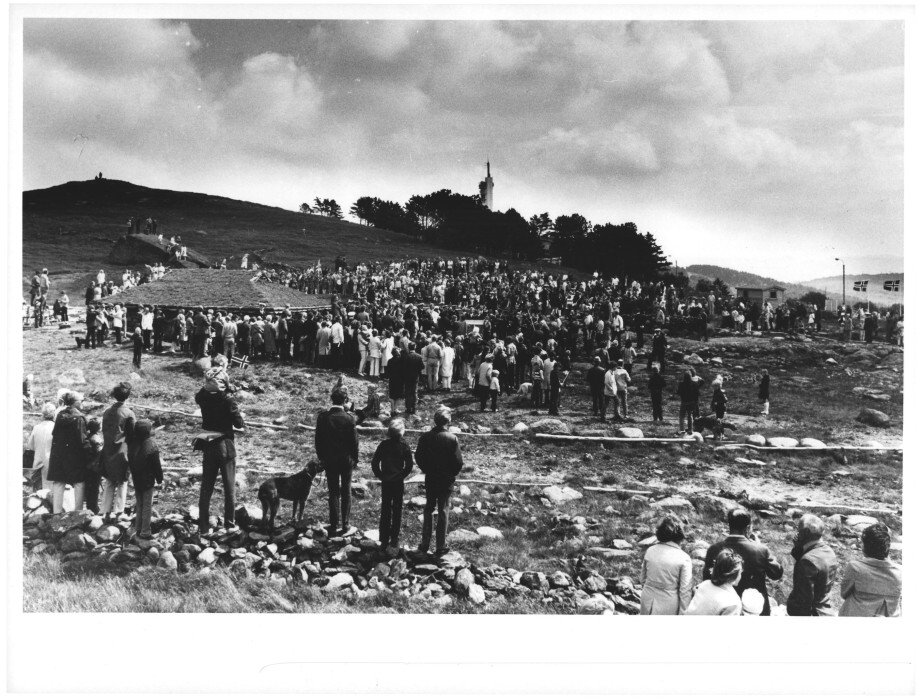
[101,478,115,513]
[51,482,66,513]
[420,479,436,552]
[434,481,452,553]
[379,481,393,545]
[490,389,498,411]
[198,448,219,533]
[326,467,341,532]
[619,390,628,419]
[71,482,85,512]
[679,403,689,432]
[218,440,237,527]
[338,459,353,530]
[83,471,100,513]
[601,394,610,421]
[134,487,153,539]
[389,481,405,547]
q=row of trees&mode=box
[300,189,672,281]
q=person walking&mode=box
[371,418,414,553]
[315,386,359,536]
[101,382,136,518]
[415,406,464,556]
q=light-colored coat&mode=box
[640,542,693,615]
[684,580,742,616]
[839,557,902,617]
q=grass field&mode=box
[21,318,903,613]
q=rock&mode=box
[867,394,892,402]
[577,594,617,615]
[529,418,570,435]
[614,427,644,439]
[623,495,650,514]
[587,547,632,560]
[186,467,203,479]
[689,432,704,442]
[146,547,160,564]
[582,573,609,592]
[691,548,708,561]
[453,568,475,595]
[350,479,369,499]
[687,353,705,365]
[467,583,486,605]
[856,408,891,428]
[86,515,104,531]
[60,531,95,553]
[459,485,472,497]
[408,495,427,507]
[324,572,355,591]
[234,504,263,527]
[861,440,885,449]
[677,457,694,467]
[766,437,799,448]
[50,510,95,534]
[689,494,742,519]
[228,559,251,578]
[446,529,480,545]
[272,416,288,426]
[234,472,248,492]
[362,529,380,542]
[512,422,530,436]
[611,539,633,550]
[746,434,767,446]
[650,496,695,513]
[197,547,217,565]
[448,426,462,434]
[476,526,503,540]
[58,368,86,385]
[825,358,838,365]
[549,571,573,588]
[799,438,827,448]
[94,525,121,542]
[438,551,469,569]
[542,485,583,504]
[520,571,549,592]
[845,515,879,530]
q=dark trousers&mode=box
[531,381,542,407]
[153,331,164,352]
[651,393,663,421]
[420,477,453,553]
[405,382,419,414]
[548,388,560,415]
[61,307,69,321]
[133,347,142,368]
[379,480,405,546]
[601,394,623,421]
[114,327,123,344]
[325,458,355,531]
[142,329,152,349]
[96,328,106,346]
[199,438,236,533]
[490,389,499,411]
[84,471,101,513]
[330,343,343,369]
[85,327,96,348]
[134,486,154,539]
[590,387,604,415]
[279,338,290,361]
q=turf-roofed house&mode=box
[112,268,329,324]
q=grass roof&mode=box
[111,268,328,311]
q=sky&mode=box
[21,17,906,282]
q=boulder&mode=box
[512,422,530,436]
[453,568,475,595]
[856,408,891,428]
[529,418,570,435]
[324,572,355,591]
[690,432,704,443]
[867,394,892,402]
[234,504,263,527]
[799,438,827,449]
[446,529,480,545]
[542,485,583,504]
[845,515,879,531]
[58,368,86,385]
[549,571,573,588]
[582,573,609,592]
[476,526,503,540]
[687,353,705,365]
[746,434,767,446]
[467,583,486,605]
[520,571,549,592]
[611,539,633,550]
[766,437,799,448]
[825,358,838,365]
[60,531,95,553]
[197,547,217,565]
[458,485,472,497]
[588,547,632,560]
[650,496,695,514]
[94,525,121,543]
[690,494,743,519]
[576,594,617,615]
[623,495,650,514]
[614,427,644,439]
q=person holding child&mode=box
[371,418,414,551]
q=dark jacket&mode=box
[371,437,414,482]
[787,539,838,616]
[195,388,244,439]
[703,534,784,616]
[415,425,463,481]
[710,388,727,412]
[586,366,605,391]
[648,373,666,397]
[128,420,163,491]
[677,378,700,405]
[101,401,136,482]
[758,375,770,401]
[403,351,424,386]
[388,353,405,399]
[315,406,359,466]
[47,406,91,484]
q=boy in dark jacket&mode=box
[132,327,144,368]
[371,418,414,551]
[128,420,163,545]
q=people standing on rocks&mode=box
[47,391,90,514]
[371,418,414,553]
[639,515,693,615]
[415,406,464,556]
[838,523,901,617]
[758,369,770,416]
[684,549,744,615]
[648,364,666,423]
[101,383,136,519]
[129,419,163,547]
[83,418,104,514]
[703,508,783,616]
[403,342,424,415]
[315,386,359,536]
[195,372,245,537]
[786,514,838,616]
[25,402,57,490]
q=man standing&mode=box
[415,406,464,556]
[194,378,245,536]
[648,364,666,422]
[191,306,208,358]
[403,342,425,415]
[84,304,97,349]
[141,305,154,350]
[586,356,605,418]
[649,328,668,371]
[277,310,291,362]
[613,359,631,419]
[424,335,442,391]
[786,514,838,616]
[703,508,784,616]
[330,316,345,370]
[315,386,359,536]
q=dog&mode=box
[693,415,737,440]
[518,382,533,396]
[258,459,321,532]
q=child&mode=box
[203,354,236,394]
[370,418,414,552]
[84,418,104,513]
[128,419,163,546]
[758,369,770,416]
[132,327,143,369]
[710,376,728,440]
[489,370,500,412]
[23,374,34,408]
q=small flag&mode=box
[853,280,869,292]
[230,354,249,370]
[883,279,901,292]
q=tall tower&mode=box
[479,160,494,211]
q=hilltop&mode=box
[799,272,905,307]
[21,179,499,296]
[683,264,817,299]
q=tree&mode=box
[350,197,375,225]
[552,213,590,263]
[312,197,343,219]
[798,291,827,309]
[299,202,314,215]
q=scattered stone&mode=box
[454,568,475,595]
[197,548,217,565]
[459,485,472,497]
[825,358,838,365]
[799,438,827,448]
[650,496,695,513]
[408,495,427,508]
[614,427,643,439]
[94,525,121,543]
[446,529,480,545]
[60,531,95,553]
[856,408,891,428]
[520,571,549,592]
[766,437,799,448]
[324,572,355,591]
[687,353,705,365]
[678,457,694,467]
[512,422,530,436]
[529,418,571,435]
[746,434,767,446]
[587,547,632,560]
[542,485,583,504]
[690,494,742,519]
[549,571,573,588]
[476,526,503,540]
[467,583,486,605]
[623,495,650,514]
[577,594,617,615]
[845,515,879,530]
[611,539,633,550]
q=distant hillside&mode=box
[800,272,905,306]
[23,178,567,297]
[683,264,817,299]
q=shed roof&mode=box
[110,268,329,311]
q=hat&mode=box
[741,588,765,615]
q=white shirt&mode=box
[330,322,344,344]
[141,311,154,330]
[26,420,55,476]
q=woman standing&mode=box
[263,314,277,359]
[684,549,744,615]
[357,324,371,376]
[101,382,136,519]
[47,391,91,513]
[839,524,902,617]
[25,402,58,489]
[387,347,405,414]
[640,516,693,615]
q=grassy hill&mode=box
[22,178,527,297]
[683,264,817,299]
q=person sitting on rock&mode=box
[839,523,901,617]
[371,418,414,553]
[685,549,743,615]
[355,384,381,425]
